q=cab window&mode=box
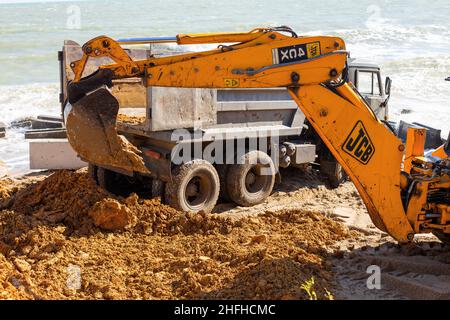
[357,71,381,96]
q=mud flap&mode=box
[66,88,150,174]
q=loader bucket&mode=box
[66,88,150,174]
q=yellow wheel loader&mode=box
[63,26,449,244]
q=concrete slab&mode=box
[37,114,63,122]
[31,118,63,130]
[25,128,67,139]
[29,139,87,170]
[11,120,31,128]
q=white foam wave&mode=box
[0,83,60,124]
[0,83,61,175]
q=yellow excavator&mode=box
[64,27,449,244]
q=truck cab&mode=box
[348,60,392,121]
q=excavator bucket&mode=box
[66,88,150,174]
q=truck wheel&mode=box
[88,163,98,183]
[97,167,116,192]
[320,160,347,189]
[96,167,133,196]
[216,164,230,202]
[151,178,165,200]
[226,151,275,207]
[165,160,220,213]
[433,231,450,246]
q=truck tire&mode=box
[96,167,133,196]
[165,160,220,213]
[320,160,347,189]
[216,164,230,202]
[97,167,116,192]
[151,178,165,200]
[88,163,98,183]
[226,151,275,207]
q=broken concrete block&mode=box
[29,139,87,170]
[25,128,67,139]
[31,118,63,130]
[37,114,63,122]
[11,120,31,128]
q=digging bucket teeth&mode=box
[66,71,149,174]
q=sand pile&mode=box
[89,199,134,231]
[1,170,234,238]
[0,170,354,300]
[0,179,13,199]
[1,175,48,209]
[8,170,111,236]
[0,254,31,300]
[0,178,19,206]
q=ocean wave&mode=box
[0,83,61,175]
[0,83,60,124]
[383,55,450,103]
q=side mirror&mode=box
[446,76,450,81]
[385,77,392,96]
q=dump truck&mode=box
[59,35,393,213]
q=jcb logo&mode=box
[342,121,375,165]
[306,42,321,58]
